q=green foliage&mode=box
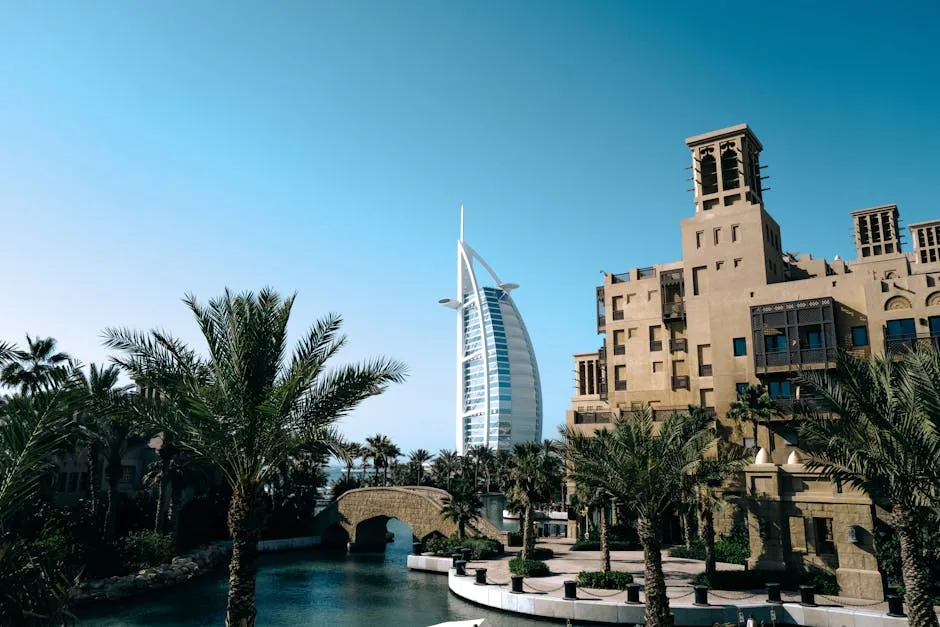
[528,546,554,560]
[441,480,483,538]
[425,534,504,560]
[508,558,549,577]
[577,570,634,589]
[692,568,838,594]
[874,514,940,594]
[0,538,77,626]
[668,529,750,565]
[113,530,175,573]
[506,531,522,547]
[570,536,639,551]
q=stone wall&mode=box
[72,544,230,603]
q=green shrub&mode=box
[570,539,637,551]
[692,568,839,594]
[668,529,750,565]
[507,531,523,547]
[425,535,504,560]
[577,570,634,589]
[528,547,554,560]
[114,530,175,573]
[509,558,550,577]
[668,538,706,560]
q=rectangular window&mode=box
[614,365,626,391]
[851,325,869,346]
[765,334,787,353]
[716,261,724,271]
[731,224,739,242]
[626,293,635,304]
[652,361,663,373]
[886,318,916,340]
[692,266,706,296]
[767,380,792,399]
[930,316,940,338]
[713,227,721,246]
[733,258,742,268]
[813,517,836,555]
[627,327,637,339]
[647,289,658,302]
[736,382,749,396]
[733,337,747,356]
[695,231,703,249]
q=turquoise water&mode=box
[77,519,550,626]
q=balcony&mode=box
[771,398,835,420]
[659,269,685,322]
[884,333,940,355]
[613,344,625,355]
[651,406,716,421]
[671,375,690,390]
[612,310,624,321]
[662,301,686,322]
[611,272,631,284]
[669,338,688,352]
[637,267,656,279]
[614,380,627,391]
[649,340,663,352]
[699,364,713,377]
[597,315,606,330]
[573,411,614,425]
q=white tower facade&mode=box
[439,207,543,455]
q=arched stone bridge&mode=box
[313,486,508,552]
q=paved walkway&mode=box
[463,537,897,614]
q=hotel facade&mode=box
[441,216,543,455]
[566,123,938,600]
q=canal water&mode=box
[78,518,551,626]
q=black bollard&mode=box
[461,547,473,563]
[799,584,816,607]
[475,568,487,585]
[455,560,466,576]
[412,542,423,555]
[452,552,462,567]
[626,583,641,604]
[564,580,577,600]
[886,594,905,617]
[766,582,782,604]
[693,585,708,606]
[510,574,524,593]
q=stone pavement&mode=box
[461,537,900,614]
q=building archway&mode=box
[927,292,940,307]
[885,295,912,310]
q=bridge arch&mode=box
[313,486,506,552]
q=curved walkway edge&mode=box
[446,568,908,626]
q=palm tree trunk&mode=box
[154,475,166,533]
[894,506,940,627]
[458,520,465,540]
[167,485,183,546]
[637,513,671,627]
[599,502,610,573]
[701,506,716,579]
[86,444,101,514]
[225,484,266,627]
[103,458,121,543]
[345,462,351,483]
[683,507,696,550]
[521,504,536,561]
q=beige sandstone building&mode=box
[565,123,938,600]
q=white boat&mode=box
[427,620,489,627]
[502,509,568,521]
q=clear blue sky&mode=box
[1,1,938,454]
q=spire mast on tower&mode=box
[459,203,465,241]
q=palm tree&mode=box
[105,288,407,627]
[796,348,940,627]
[336,440,362,483]
[494,449,512,490]
[573,483,613,572]
[726,384,777,449]
[433,449,459,490]
[693,439,750,578]
[563,409,715,627]
[505,441,561,560]
[469,444,495,492]
[0,335,71,394]
[142,438,208,541]
[364,434,400,485]
[441,479,483,540]
[408,448,433,485]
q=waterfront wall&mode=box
[407,554,452,574]
[447,570,910,626]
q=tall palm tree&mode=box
[573,483,613,572]
[693,439,750,578]
[469,444,495,492]
[433,449,459,490]
[726,384,777,448]
[494,449,512,490]
[105,288,407,627]
[408,448,433,485]
[797,348,940,627]
[364,434,400,485]
[505,441,561,560]
[441,479,483,540]
[0,335,71,394]
[563,409,715,627]
[142,438,208,541]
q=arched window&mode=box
[927,292,940,307]
[721,148,739,190]
[700,153,718,195]
[884,295,913,311]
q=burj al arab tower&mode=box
[439,207,543,455]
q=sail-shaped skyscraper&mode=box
[439,207,542,455]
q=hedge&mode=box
[668,529,749,565]
[425,535,504,560]
[576,570,634,590]
[509,558,550,577]
[692,568,839,595]
[526,547,554,560]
